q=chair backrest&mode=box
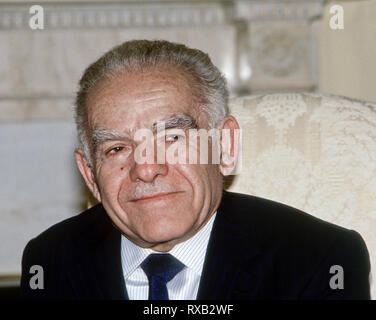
[226,92,376,299]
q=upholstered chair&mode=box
[226,92,376,299]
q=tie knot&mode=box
[141,253,185,284]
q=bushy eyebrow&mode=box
[152,113,198,133]
[91,129,131,150]
[90,113,198,149]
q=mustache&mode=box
[128,182,178,201]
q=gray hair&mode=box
[75,39,229,165]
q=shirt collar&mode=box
[121,212,217,279]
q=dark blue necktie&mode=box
[141,253,185,300]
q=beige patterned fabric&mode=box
[226,93,376,299]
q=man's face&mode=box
[75,66,236,251]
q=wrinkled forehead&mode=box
[85,65,206,132]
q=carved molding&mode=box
[0,2,233,30]
[0,1,325,30]
[234,0,324,21]
[251,22,313,78]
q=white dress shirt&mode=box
[121,212,217,300]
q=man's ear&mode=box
[218,115,240,176]
[74,149,102,202]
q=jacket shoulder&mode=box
[219,191,371,299]
[220,191,354,240]
[29,204,111,246]
[20,204,114,299]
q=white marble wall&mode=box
[0,122,85,274]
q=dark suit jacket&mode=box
[21,191,371,299]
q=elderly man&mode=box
[21,40,370,300]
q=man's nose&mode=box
[129,162,168,183]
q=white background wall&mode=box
[319,0,376,102]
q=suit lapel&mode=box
[197,192,268,300]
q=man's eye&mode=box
[165,134,184,142]
[107,146,124,154]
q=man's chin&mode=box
[139,224,191,250]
